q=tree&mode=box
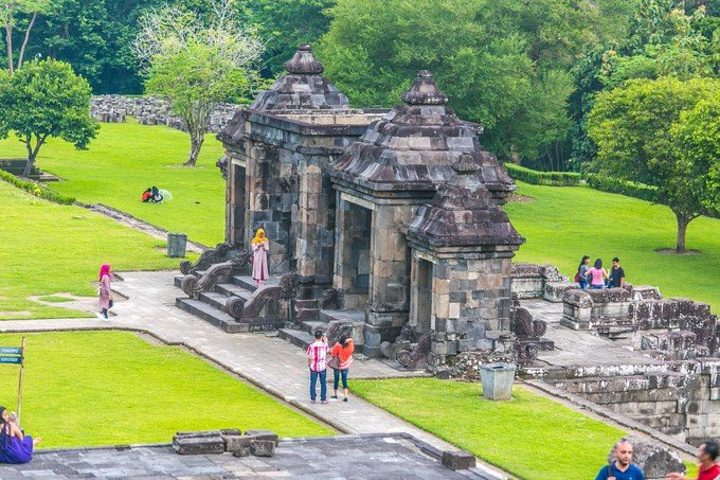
[587,76,720,252]
[0,58,99,176]
[133,0,263,167]
[2,0,52,73]
[317,0,632,169]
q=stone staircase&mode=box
[279,309,366,351]
[175,274,284,333]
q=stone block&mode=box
[250,440,276,457]
[543,282,575,302]
[244,430,279,446]
[220,429,243,452]
[232,446,251,458]
[172,431,225,455]
[441,450,476,471]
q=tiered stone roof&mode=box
[331,70,515,201]
[250,43,350,111]
[406,152,525,249]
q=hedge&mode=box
[584,173,659,203]
[504,163,582,186]
[0,169,76,205]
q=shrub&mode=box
[504,163,582,186]
[0,170,75,205]
[584,173,659,203]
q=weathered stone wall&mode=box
[91,95,240,133]
[510,263,569,300]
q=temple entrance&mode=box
[335,199,372,310]
[410,257,433,334]
[228,163,246,246]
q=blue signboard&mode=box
[0,347,21,355]
[0,356,22,364]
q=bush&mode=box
[0,170,75,205]
[584,173,659,203]
[504,163,582,186]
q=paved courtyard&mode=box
[0,433,493,479]
[0,271,508,479]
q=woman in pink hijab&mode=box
[98,264,113,320]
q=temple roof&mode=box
[406,152,525,249]
[250,44,350,111]
[331,71,515,200]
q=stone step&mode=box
[215,283,253,302]
[278,328,314,350]
[232,275,279,293]
[175,298,248,333]
[319,309,365,324]
[198,291,229,312]
[301,321,326,335]
[294,298,319,309]
[552,372,687,394]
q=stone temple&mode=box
[176,44,532,370]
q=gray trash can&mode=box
[167,233,187,258]
[480,363,516,401]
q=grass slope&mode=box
[0,331,332,447]
[352,378,624,480]
[0,181,186,319]
[505,182,720,310]
[0,121,226,246]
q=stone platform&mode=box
[3,434,493,479]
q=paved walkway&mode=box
[1,271,507,480]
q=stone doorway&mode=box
[227,162,246,246]
[410,257,433,334]
[335,199,372,310]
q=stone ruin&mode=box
[174,43,555,372]
[91,95,239,134]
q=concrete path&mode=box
[1,271,508,480]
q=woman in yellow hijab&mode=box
[251,228,270,287]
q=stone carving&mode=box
[396,333,431,370]
[227,272,300,321]
[182,260,236,299]
[320,288,338,310]
[180,243,238,275]
[511,306,554,367]
[325,321,354,346]
[379,324,415,359]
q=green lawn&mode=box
[352,378,624,480]
[505,182,720,311]
[0,331,331,447]
[0,121,226,246]
[0,181,187,319]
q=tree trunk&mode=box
[5,22,14,74]
[16,12,38,71]
[183,133,204,167]
[675,212,690,253]
[22,134,44,177]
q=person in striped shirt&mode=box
[307,331,329,404]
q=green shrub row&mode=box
[584,173,659,203]
[504,163,582,186]
[0,169,75,205]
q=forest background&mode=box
[1,0,718,172]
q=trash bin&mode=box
[480,363,516,401]
[167,233,187,258]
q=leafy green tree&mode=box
[245,0,334,77]
[587,76,720,252]
[0,58,99,176]
[133,0,263,166]
[318,0,631,169]
[1,0,52,73]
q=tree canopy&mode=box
[133,0,263,166]
[587,76,720,252]
[0,58,99,176]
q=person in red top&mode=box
[330,335,354,402]
[667,440,720,480]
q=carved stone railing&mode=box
[180,243,238,275]
[180,250,252,299]
[226,271,300,322]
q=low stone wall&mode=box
[91,95,241,134]
[510,263,569,300]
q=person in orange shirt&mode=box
[330,335,354,402]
